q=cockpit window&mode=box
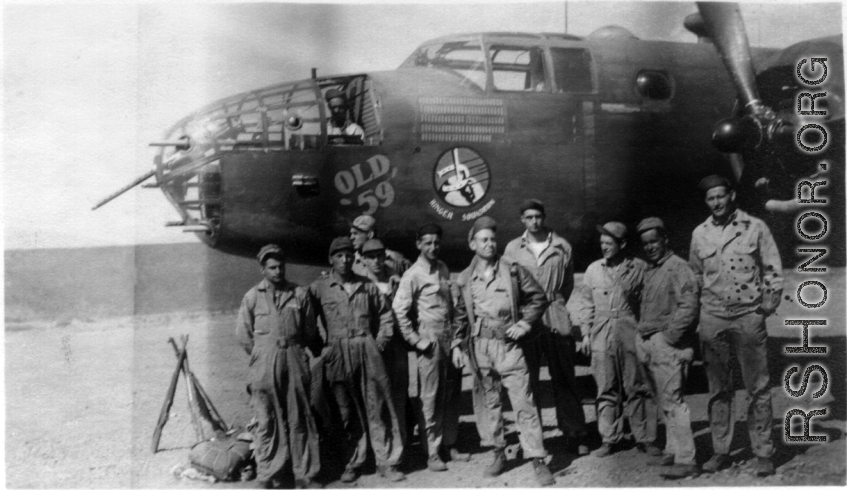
[490,46,547,92]
[550,48,593,92]
[401,40,487,90]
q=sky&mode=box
[2,1,843,250]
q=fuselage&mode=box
[154,30,785,269]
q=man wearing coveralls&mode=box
[503,199,590,455]
[689,175,782,477]
[455,216,555,486]
[635,218,700,480]
[309,237,404,483]
[392,224,470,472]
[571,222,660,457]
[360,238,411,452]
[236,244,321,489]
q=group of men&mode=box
[235,174,783,488]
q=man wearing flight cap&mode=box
[454,216,555,486]
[503,198,589,455]
[635,217,700,479]
[308,237,404,483]
[392,223,470,472]
[689,175,782,476]
[324,88,364,139]
[360,238,412,452]
[350,214,411,277]
[236,244,322,489]
[570,221,659,457]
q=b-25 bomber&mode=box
[95,3,844,268]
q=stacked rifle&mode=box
[151,335,228,453]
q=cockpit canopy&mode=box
[399,33,594,94]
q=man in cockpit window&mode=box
[325,88,365,140]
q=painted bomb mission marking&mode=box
[783,56,832,443]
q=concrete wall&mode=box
[5,243,326,321]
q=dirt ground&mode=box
[6,271,846,488]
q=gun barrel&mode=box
[91,169,157,211]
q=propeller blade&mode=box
[697,2,763,116]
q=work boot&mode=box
[444,445,471,462]
[660,464,700,480]
[377,465,406,481]
[427,454,447,472]
[754,457,775,477]
[592,442,615,458]
[294,478,323,489]
[340,466,357,483]
[483,447,506,477]
[637,442,663,457]
[647,453,675,467]
[701,453,729,473]
[532,458,555,486]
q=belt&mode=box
[479,317,510,329]
[258,338,299,349]
[476,317,510,340]
[478,327,507,340]
[328,329,369,340]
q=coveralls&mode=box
[455,256,549,458]
[392,256,466,458]
[689,209,783,458]
[504,230,587,439]
[236,279,321,483]
[571,256,658,445]
[636,252,699,465]
[309,272,404,470]
[364,263,412,449]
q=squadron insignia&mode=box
[433,147,490,207]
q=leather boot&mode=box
[427,454,447,472]
[444,445,471,462]
[702,453,729,473]
[483,447,506,477]
[754,457,775,477]
[532,458,555,486]
[377,464,406,481]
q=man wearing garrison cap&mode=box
[570,222,659,458]
[324,88,364,139]
[503,199,589,455]
[392,223,470,471]
[236,244,322,489]
[635,218,700,479]
[454,217,555,486]
[308,237,404,483]
[689,176,782,477]
[350,214,411,277]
